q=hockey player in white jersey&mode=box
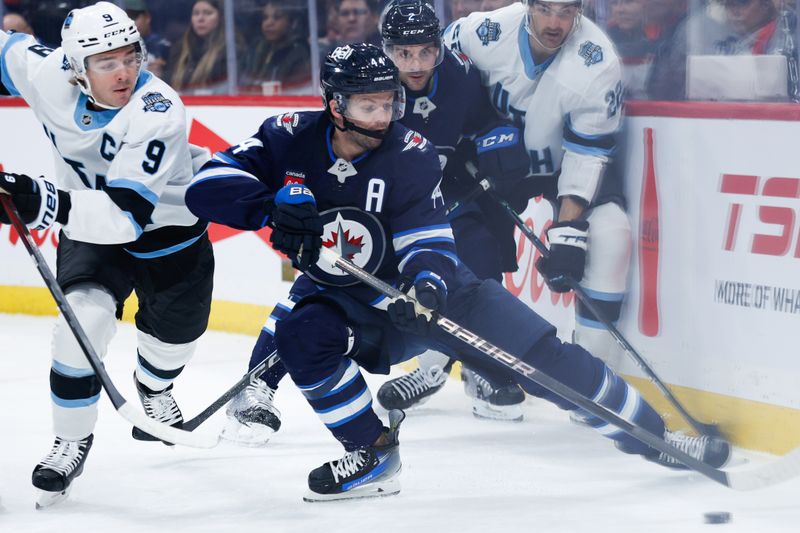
[444,0,631,376]
[0,2,214,507]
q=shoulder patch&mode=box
[275,112,300,135]
[402,130,428,152]
[141,91,172,113]
[578,41,604,67]
[476,18,502,46]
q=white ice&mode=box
[1,313,798,533]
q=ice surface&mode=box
[1,314,798,532]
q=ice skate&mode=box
[131,374,184,445]
[32,434,93,509]
[461,366,525,422]
[221,376,282,447]
[304,410,405,502]
[648,430,731,470]
[377,362,451,410]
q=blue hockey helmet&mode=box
[380,0,444,72]
[321,43,406,133]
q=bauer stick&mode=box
[318,246,800,490]
[0,196,218,448]
[183,349,280,431]
[462,162,722,439]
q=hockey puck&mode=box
[703,512,731,524]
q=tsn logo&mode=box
[720,174,800,257]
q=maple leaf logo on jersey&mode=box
[579,41,604,67]
[142,92,172,113]
[323,221,364,261]
[276,113,300,135]
[476,18,501,46]
[402,130,428,152]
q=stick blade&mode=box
[118,402,220,449]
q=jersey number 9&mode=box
[142,140,165,174]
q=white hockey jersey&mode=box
[0,30,202,255]
[444,4,623,204]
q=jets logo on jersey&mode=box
[142,92,172,113]
[476,18,501,46]
[284,170,306,186]
[402,130,428,152]
[306,208,387,287]
[412,96,436,120]
[276,113,300,135]
[579,41,604,67]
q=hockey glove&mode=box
[535,220,589,293]
[0,172,69,230]
[387,271,447,336]
[268,184,323,271]
[474,124,530,198]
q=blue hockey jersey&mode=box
[186,111,459,307]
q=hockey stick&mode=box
[462,163,722,439]
[0,196,218,449]
[317,246,800,491]
[183,349,280,431]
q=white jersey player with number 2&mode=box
[444,0,631,373]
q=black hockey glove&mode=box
[387,272,447,336]
[268,184,323,271]
[535,220,589,293]
[474,124,530,199]
[0,172,70,230]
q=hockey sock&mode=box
[296,357,383,451]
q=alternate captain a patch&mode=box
[476,18,501,46]
[142,92,172,113]
[579,41,603,67]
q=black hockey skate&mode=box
[131,374,184,445]
[377,361,452,410]
[648,430,731,470]
[221,376,282,447]
[32,434,94,509]
[304,409,405,502]
[461,366,525,422]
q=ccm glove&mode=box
[387,271,447,336]
[474,124,530,197]
[535,220,589,293]
[0,172,70,230]
[268,184,323,271]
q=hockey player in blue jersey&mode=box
[221,1,532,439]
[376,0,540,420]
[186,43,729,501]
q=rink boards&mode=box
[0,96,798,455]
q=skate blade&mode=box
[303,478,401,502]
[472,400,524,422]
[220,419,276,448]
[35,486,72,510]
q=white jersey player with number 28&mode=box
[444,0,631,374]
[0,2,214,509]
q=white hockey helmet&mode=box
[61,1,145,108]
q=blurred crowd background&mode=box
[1,0,798,101]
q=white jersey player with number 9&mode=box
[0,1,214,508]
[444,0,632,375]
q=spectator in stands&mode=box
[168,0,241,94]
[647,0,782,99]
[3,11,34,35]
[608,0,656,98]
[319,0,380,60]
[125,0,171,79]
[318,0,342,49]
[242,0,311,93]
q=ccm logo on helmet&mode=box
[104,29,127,38]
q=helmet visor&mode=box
[383,41,443,73]
[336,88,406,124]
[85,45,144,74]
